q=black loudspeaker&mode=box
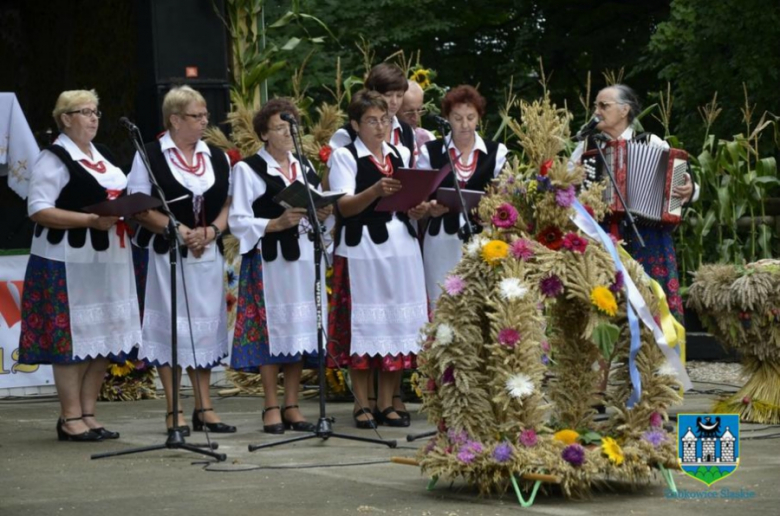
[136,0,231,141]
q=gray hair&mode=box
[611,84,641,123]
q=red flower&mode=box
[539,159,554,177]
[226,148,242,166]
[583,204,595,217]
[55,313,69,329]
[27,313,42,330]
[318,145,332,163]
[536,226,564,250]
[562,232,588,254]
[667,278,679,293]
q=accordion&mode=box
[582,139,688,225]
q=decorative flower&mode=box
[649,412,663,428]
[226,148,242,166]
[499,278,528,301]
[519,429,538,447]
[492,203,519,228]
[318,145,332,163]
[541,354,550,365]
[562,444,586,467]
[443,275,466,296]
[527,180,538,195]
[583,204,595,217]
[555,185,576,208]
[509,238,534,260]
[465,236,488,257]
[535,175,552,191]
[482,239,509,265]
[601,436,624,466]
[590,286,618,316]
[109,361,135,377]
[447,428,469,445]
[441,366,455,385]
[435,323,454,346]
[610,270,625,293]
[536,226,564,250]
[426,378,437,392]
[540,275,564,298]
[643,430,667,447]
[505,373,535,399]
[457,449,476,464]
[492,442,513,463]
[562,232,588,254]
[497,328,521,348]
[554,429,579,445]
[539,159,554,176]
[540,340,551,353]
[410,68,432,90]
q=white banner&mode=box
[0,254,54,388]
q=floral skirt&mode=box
[230,250,316,370]
[327,256,416,371]
[18,255,131,365]
[620,223,684,322]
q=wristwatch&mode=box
[209,223,222,240]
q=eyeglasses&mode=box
[401,108,427,117]
[66,108,101,118]
[361,116,392,127]
[593,101,624,110]
[180,112,210,121]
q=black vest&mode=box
[33,144,122,251]
[243,154,321,262]
[341,119,415,158]
[424,138,499,236]
[134,141,230,255]
[335,143,416,248]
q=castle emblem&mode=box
[678,413,740,486]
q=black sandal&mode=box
[282,405,316,432]
[166,410,190,437]
[375,407,410,428]
[193,408,237,433]
[82,413,120,439]
[262,406,285,434]
[392,394,411,423]
[353,407,376,429]
[56,416,102,442]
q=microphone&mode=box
[119,117,139,132]
[426,113,450,129]
[574,115,602,141]
[280,112,298,125]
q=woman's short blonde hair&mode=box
[161,86,207,130]
[52,89,99,131]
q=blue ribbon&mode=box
[571,200,642,407]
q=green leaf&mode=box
[578,430,603,445]
[281,37,301,51]
[268,11,296,28]
[591,322,620,360]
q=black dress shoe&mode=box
[353,407,376,429]
[192,408,237,433]
[56,417,103,442]
[166,410,190,437]
[262,406,285,434]
[375,407,410,427]
[82,413,120,439]
[282,405,316,432]
[393,394,411,424]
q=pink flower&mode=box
[510,238,534,260]
[497,328,521,348]
[555,186,576,207]
[649,412,663,428]
[609,271,624,293]
[540,340,551,353]
[492,203,519,229]
[562,232,588,253]
[443,275,466,296]
[519,429,538,447]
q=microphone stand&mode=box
[247,118,396,452]
[436,122,476,242]
[92,122,226,462]
[584,133,645,248]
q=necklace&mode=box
[169,148,206,176]
[80,159,106,174]
[369,154,394,176]
[449,147,478,180]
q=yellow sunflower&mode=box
[109,361,135,377]
[481,240,509,265]
[553,429,579,445]
[590,285,618,316]
[601,436,624,465]
[410,68,431,90]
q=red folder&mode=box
[435,187,485,213]
[375,167,451,212]
[83,192,162,218]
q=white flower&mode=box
[591,360,602,372]
[505,373,535,399]
[435,323,454,346]
[465,236,488,257]
[656,361,679,377]
[499,277,528,301]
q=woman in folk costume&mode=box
[129,86,236,435]
[327,90,429,429]
[229,98,332,434]
[417,85,508,309]
[18,89,141,441]
[571,84,698,322]
[328,62,416,160]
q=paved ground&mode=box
[1,384,777,516]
